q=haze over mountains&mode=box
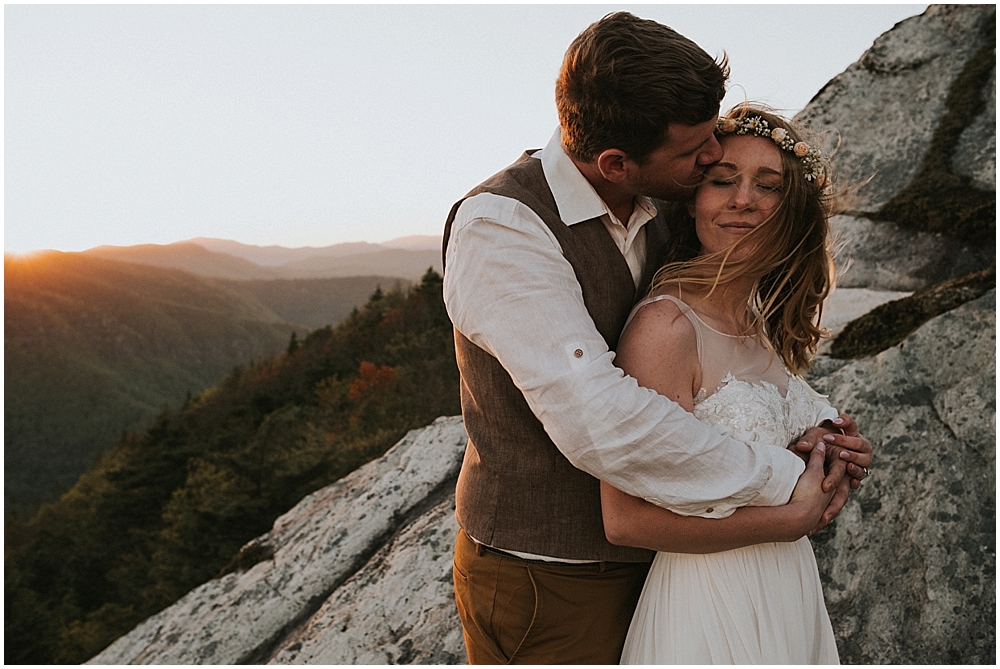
[83,235,442,281]
[5,235,443,514]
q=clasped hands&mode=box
[787,414,873,536]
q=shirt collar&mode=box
[535,128,658,227]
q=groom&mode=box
[443,12,869,664]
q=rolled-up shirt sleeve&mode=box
[444,193,805,518]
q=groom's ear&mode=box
[595,148,630,184]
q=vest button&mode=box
[574,348,584,358]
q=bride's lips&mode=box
[718,223,757,234]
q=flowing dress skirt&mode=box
[620,537,839,664]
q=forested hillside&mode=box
[5,252,296,513]
[221,275,407,328]
[5,269,460,664]
[5,252,400,514]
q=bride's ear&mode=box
[686,201,697,218]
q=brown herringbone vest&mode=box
[444,151,668,562]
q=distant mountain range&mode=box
[5,236,437,514]
[82,235,442,281]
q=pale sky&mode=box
[5,3,928,254]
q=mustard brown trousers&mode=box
[453,528,650,664]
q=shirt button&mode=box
[574,349,584,358]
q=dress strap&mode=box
[627,294,705,372]
[628,293,791,398]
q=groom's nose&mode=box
[696,135,723,165]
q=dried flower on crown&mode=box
[716,115,826,185]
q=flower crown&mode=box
[716,116,826,187]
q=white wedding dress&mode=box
[620,295,840,665]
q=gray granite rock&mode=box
[953,64,996,190]
[807,291,996,664]
[818,287,912,356]
[87,416,468,665]
[796,5,995,212]
[796,5,995,296]
[830,214,992,291]
[264,496,464,664]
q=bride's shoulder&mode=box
[623,291,698,346]
[618,289,702,398]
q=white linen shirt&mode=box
[443,129,806,519]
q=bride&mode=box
[603,105,856,664]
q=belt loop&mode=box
[598,561,607,573]
[476,541,485,557]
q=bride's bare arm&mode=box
[605,297,834,553]
[602,445,832,553]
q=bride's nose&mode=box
[729,180,757,210]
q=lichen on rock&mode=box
[871,24,996,246]
[830,266,995,359]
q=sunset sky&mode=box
[5,4,928,254]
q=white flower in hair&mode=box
[716,115,826,185]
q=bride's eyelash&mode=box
[707,177,783,191]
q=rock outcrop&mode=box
[89,5,995,665]
[264,496,464,664]
[798,4,995,292]
[89,417,468,665]
[809,291,995,663]
[797,4,994,213]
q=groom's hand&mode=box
[809,476,852,535]
[792,413,872,492]
[823,414,873,490]
[791,425,846,491]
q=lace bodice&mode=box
[693,374,836,448]
[629,294,838,446]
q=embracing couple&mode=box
[442,12,872,665]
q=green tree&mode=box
[4,269,460,664]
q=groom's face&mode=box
[626,117,723,201]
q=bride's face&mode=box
[689,134,783,262]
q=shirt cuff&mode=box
[816,404,841,425]
[753,446,806,507]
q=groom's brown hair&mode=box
[556,12,729,164]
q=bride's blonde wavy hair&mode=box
[649,104,837,375]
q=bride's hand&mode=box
[787,443,836,537]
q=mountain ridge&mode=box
[81,235,443,281]
[5,251,406,514]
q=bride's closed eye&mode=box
[705,178,781,191]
